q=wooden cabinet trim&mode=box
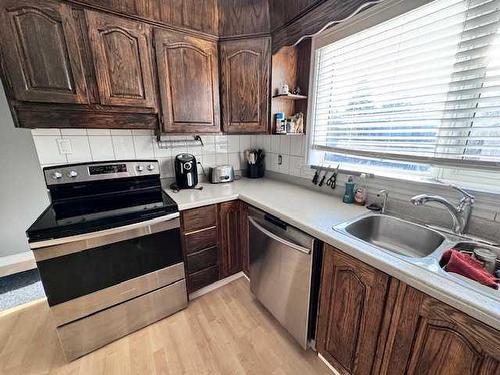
[67,0,219,38]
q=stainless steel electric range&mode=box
[27,160,187,361]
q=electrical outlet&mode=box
[57,139,72,155]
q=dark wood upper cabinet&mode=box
[220,37,271,134]
[0,0,88,104]
[86,11,156,109]
[317,245,392,375]
[219,201,242,278]
[218,0,270,37]
[378,284,500,375]
[154,28,220,133]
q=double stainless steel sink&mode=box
[339,214,447,258]
[334,213,500,298]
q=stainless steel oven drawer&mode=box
[57,279,188,361]
[51,262,185,326]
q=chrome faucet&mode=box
[377,190,389,214]
[410,185,475,235]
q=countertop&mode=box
[164,178,500,330]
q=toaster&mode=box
[209,165,235,184]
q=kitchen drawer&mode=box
[188,265,219,293]
[57,279,187,361]
[184,227,217,254]
[187,246,218,273]
[182,205,217,232]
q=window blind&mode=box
[311,0,500,171]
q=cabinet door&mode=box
[86,11,156,109]
[0,0,88,104]
[379,285,500,375]
[220,38,270,134]
[317,245,391,375]
[154,29,220,133]
[219,201,242,278]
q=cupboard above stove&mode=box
[0,0,272,133]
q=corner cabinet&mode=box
[220,37,271,134]
[219,201,242,278]
[0,0,88,104]
[154,29,220,133]
[316,245,393,375]
[85,11,157,109]
[378,285,500,375]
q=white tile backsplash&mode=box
[133,136,155,158]
[279,135,291,155]
[227,135,240,153]
[112,135,136,159]
[87,129,111,136]
[33,135,67,164]
[61,129,87,136]
[30,129,306,180]
[65,136,91,163]
[31,129,61,136]
[89,135,114,161]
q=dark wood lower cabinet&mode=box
[187,265,219,293]
[181,201,244,293]
[317,245,393,375]
[378,284,500,375]
[219,201,242,278]
[318,244,500,375]
[239,202,250,276]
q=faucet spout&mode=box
[409,186,474,235]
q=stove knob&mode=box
[147,164,155,171]
[136,165,144,172]
[52,171,62,180]
[68,170,78,178]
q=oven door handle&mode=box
[30,213,180,259]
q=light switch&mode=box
[57,138,72,155]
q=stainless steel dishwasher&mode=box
[248,207,318,350]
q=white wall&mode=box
[0,87,49,257]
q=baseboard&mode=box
[0,252,36,278]
[318,353,341,375]
[188,271,245,300]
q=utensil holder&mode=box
[247,162,265,178]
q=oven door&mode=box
[32,214,183,307]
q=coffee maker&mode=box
[174,153,198,189]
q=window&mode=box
[309,0,500,191]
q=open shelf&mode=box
[272,93,308,100]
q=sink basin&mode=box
[341,215,446,258]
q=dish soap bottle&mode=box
[343,176,356,204]
[354,173,368,206]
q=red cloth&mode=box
[441,249,498,290]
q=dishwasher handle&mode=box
[248,216,311,255]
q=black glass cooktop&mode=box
[27,188,178,243]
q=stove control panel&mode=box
[44,160,160,186]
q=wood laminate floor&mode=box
[0,277,330,375]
